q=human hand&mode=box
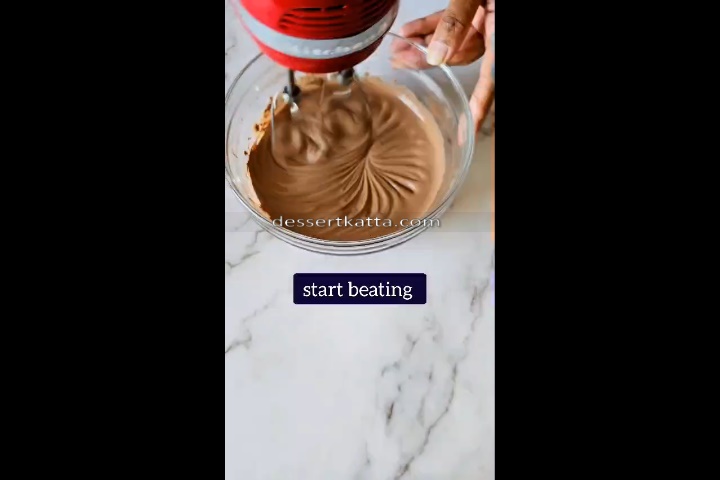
[391,0,495,133]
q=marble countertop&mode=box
[225,1,495,479]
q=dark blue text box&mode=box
[293,273,427,305]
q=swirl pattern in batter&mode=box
[247,75,445,241]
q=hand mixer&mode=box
[230,0,400,120]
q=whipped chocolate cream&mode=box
[247,75,445,241]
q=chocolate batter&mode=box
[247,75,445,241]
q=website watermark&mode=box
[271,216,441,229]
[225,212,494,233]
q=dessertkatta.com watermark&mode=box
[271,216,441,229]
[225,211,493,233]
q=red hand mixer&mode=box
[230,0,399,110]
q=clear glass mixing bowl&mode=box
[225,32,474,255]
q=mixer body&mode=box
[233,0,399,74]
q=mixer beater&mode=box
[269,66,370,148]
[272,67,359,113]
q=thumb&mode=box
[427,0,482,65]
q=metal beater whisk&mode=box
[269,68,371,146]
[270,70,300,144]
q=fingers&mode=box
[390,33,432,59]
[469,44,494,132]
[391,37,433,70]
[491,124,494,243]
[468,5,495,131]
[399,11,444,38]
[393,29,483,70]
[426,0,483,65]
[393,5,485,69]
[452,28,485,64]
[391,11,442,56]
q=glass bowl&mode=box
[225,32,474,255]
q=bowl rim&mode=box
[225,32,475,249]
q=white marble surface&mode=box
[225,1,495,479]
